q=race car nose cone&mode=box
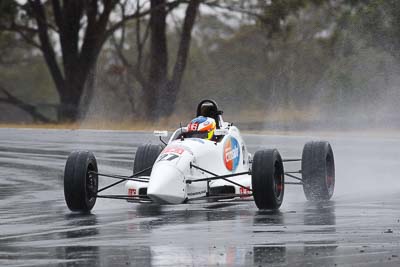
[147,164,186,204]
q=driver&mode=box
[187,116,216,140]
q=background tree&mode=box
[1,0,400,130]
[112,0,200,119]
[0,0,55,122]
[113,0,332,120]
[0,0,154,122]
[351,0,400,62]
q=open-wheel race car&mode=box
[63,99,335,212]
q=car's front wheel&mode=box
[252,149,285,210]
[64,151,98,212]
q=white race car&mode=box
[63,99,335,212]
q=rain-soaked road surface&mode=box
[1,128,400,266]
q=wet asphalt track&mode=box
[1,128,400,266]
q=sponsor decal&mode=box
[239,187,251,198]
[162,146,185,155]
[189,122,199,131]
[223,137,240,171]
[128,188,137,196]
[157,145,188,162]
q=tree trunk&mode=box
[27,0,116,123]
[145,0,168,119]
[160,0,200,117]
[80,62,97,120]
[143,0,200,120]
[58,80,84,122]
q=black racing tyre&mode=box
[252,149,285,210]
[133,144,164,176]
[302,141,335,201]
[64,151,98,212]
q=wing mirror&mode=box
[153,130,168,137]
[154,130,168,145]
[214,129,228,136]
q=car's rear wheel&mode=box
[133,144,164,175]
[64,151,98,212]
[302,141,335,201]
[252,149,284,210]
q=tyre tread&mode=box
[302,141,335,201]
[133,144,164,176]
[252,149,284,210]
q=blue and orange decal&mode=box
[223,137,240,171]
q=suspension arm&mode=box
[189,163,252,192]
[283,158,301,162]
[284,172,303,181]
[95,166,152,194]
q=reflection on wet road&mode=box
[1,129,400,266]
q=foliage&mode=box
[1,0,400,129]
[351,0,400,61]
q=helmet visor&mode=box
[187,131,211,140]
